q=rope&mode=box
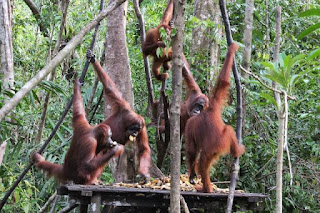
[218,0,244,212]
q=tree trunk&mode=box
[276,106,284,213]
[240,0,254,133]
[0,141,7,166]
[103,0,135,183]
[241,0,254,77]
[273,6,283,213]
[265,0,270,57]
[170,0,186,212]
[191,0,222,89]
[0,0,14,104]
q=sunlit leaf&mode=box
[297,23,320,40]
[259,62,276,71]
[307,48,320,60]
[299,9,320,17]
[260,93,278,108]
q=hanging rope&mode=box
[218,0,244,212]
[0,0,106,210]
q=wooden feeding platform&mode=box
[57,184,267,213]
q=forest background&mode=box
[0,0,319,212]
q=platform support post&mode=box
[91,194,102,213]
[80,204,88,213]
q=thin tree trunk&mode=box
[241,0,254,133]
[209,0,222,90]
[170,0,186,212]
[0,0,14,105]
[265,0,270,56]
[276,105,284,213]
[36,0,69,143]
[241,0,254,77]
[283,92,292,187]
[0,0,127,121]
[0,141,7,166]
[273,6,282,213]
[104,0,135,183]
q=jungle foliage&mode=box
[0,0,319,212]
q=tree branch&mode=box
[23,0,48,37]
[240,65,296,100]
[38,191,57,213]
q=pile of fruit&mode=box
[112,174,244,193]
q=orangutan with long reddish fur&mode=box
[32,80,123,184]
[142,0,173,81]
[87,51,151,181]
[185,43,245,193]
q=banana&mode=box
[129,135,136,142]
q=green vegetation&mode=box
[0,0,319,212]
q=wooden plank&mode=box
[60,185,267,199]
[57,185,268,212]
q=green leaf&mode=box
[28,91,36,108]
[289,68,311,88]
[260,93,278,108]
[260,61,276,71]
[286,54,305,82]
[171,28,177,37]
[299,9,320,17]
[279,53,286,68]
[297,23,320,40]
[31,90,40,104]
[307,48,320,60]
[156,48,162,58]
[48,118,66,144]
[39,81,67,96]
[60,124,73,134]
[289,54,305,68]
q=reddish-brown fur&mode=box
[88,54,151,179]
[185,43,245,193]
[32,80,124,185]
[180,55,209,135]
[142,0,173,81]
[153,55,208,136]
